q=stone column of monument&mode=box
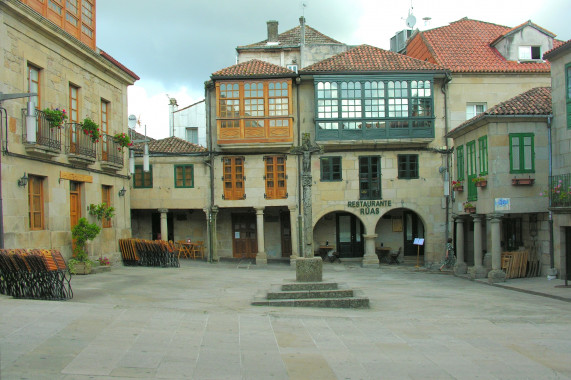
[205,206,219,262]
[362,234,379,267]
[302,159,314,258]
[454,217,467,275]
[488,214,506,283]
[255,207,267,265]
[470,215,487,279]
[289,205,299,265]
[158,208,168,241]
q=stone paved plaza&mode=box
[1,261,571,379]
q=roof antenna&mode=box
[301,1,307,18]
[405,0,416,29]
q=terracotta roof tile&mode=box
[450,87,551,134]
[301,44,446,73]
[544,39,571,59]
[238,24,342,49]
[132,136,206,154]
[129,128,154,144]
[212,59,296,78]
[415,18,553,73]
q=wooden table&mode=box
[317,245,335,260]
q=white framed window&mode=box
[286,64,298,73]
[185,127,198,144]
[518,46,541,60]
[466,103,487,120]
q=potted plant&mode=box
[472,176,487,187]
[463,202,476,213]
[69,217,101,274]
[113,132,133,150]
[81,118,101,143]
[452,180,464,191]
[43,107,68,129]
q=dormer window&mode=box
[518,46,541,61]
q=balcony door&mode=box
[232,214,257,259]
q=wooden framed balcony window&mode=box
[265,156,287,199]
[28,64,41,109]
[216,79,293,143]
[101,100,109,159]
[223,157,245,200]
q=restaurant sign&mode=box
[347,200,392,215]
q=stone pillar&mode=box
[488,214,506,283]
[469,215,487,279]
[289,206,299,266]
[454,217,467,275]
[255,207,267,265]
[362,234,379,267]
[206,206,219,262]
[158,208,168,241]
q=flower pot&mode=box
[453,186,464,192]
[464,207,476,214]
[70,261,92,275]
[512,178,534,186]
[474,180,487,188]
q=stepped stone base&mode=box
[252,281,369,308]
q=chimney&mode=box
[168,98,178,137]
[267,20,278,44]
[299,16,306,46]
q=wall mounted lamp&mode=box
[18,173,29,187]
[118,187,127,197]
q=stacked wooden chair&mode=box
[0,249,73,300]
[118,238,179,268]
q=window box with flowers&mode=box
[43,108,68,129]
[452,180,464,192]
[541,180,571,206]
[463,202,476,213]
[512,177,535,186]
[472,176,487,187]
[113,133,133,150]
[81,118,101,143]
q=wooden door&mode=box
[70,181,81,228]
[232,214,257,259]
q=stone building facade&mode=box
[0,0,138,260]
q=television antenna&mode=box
[405,0,416,29]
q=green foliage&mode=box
[113,132,133,149]
[88,203,115,222]
[43,108,68,128]
[71,217,101,262]
[81,118,101,143]
[472,176,487,183]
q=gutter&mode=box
[441,72,452,241]
[547,114,555,273]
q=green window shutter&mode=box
[456,146,464,181]
[478,136,488,175]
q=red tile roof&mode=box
[301,44,446,73]
[212,59,297,78]
[544,39,571,60]
[412,18,555,73]
[238,24,342,49]
[100,50,140,81]
[132,136,206,154]
[449,87,551,135]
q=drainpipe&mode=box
[441,73,452,241]
[0,107,6,249]
[296,77,303,257]
[547,114,555,274]
[205,83,216,263]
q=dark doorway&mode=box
[403,210,424,257]
[152,212,173,241]
[565,227,571,282]
[336,213,364,258]
[280,211,292,257]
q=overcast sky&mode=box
[96,0,571,139]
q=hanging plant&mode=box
[43,108,68,128]
[81,118,101,143]
[113,132,133,150]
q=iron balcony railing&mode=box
[100,134,124,166]
[549,174,571,208]
[21,108,62,151]
[65,122,97,159]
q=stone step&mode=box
[252,297,369,308]
[281,282,338,291]
[267,288,353,300]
